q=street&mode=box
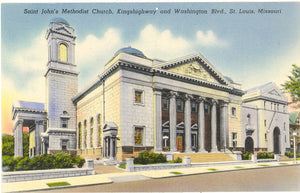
[35,165,300,192]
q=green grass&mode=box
[258,164,270,167]
[118,164,126,169]
[235,166,245,169]
[207,168,217,171]
[47,182,70,187]
[279,163,289,165]
[170,171,183,175]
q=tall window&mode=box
[232,132,237,148]
[59,43,67,62]
[62,140,68,150]
[78,122,82,149]
[84,120,87,148]
[97,114,101,147]
[162,98,168,110]
[134,90,143,104]
[264,120,267,127]
[135,127,143,145]
[61,118,68,128]
[191,101,197,113]
[231,107,236,117]
[264,101,266,109]
[90,118,94,148]
[176,99,183,112]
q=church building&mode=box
[12,18,289,161]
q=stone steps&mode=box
[174,153,235,163]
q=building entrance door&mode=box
[176,136,183,152]
[273,127,280,154]
[245,137,254,153]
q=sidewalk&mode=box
[2,161,299,193]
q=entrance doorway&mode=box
[245,137,254,153]
[273,127,280,154]
[176,136,183,152]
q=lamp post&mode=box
[293,131,297,164]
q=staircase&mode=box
[174,153,235,163]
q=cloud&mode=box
[132,24,193,60]
[76,28,123,68]
[196,30,227,47]
[10,31,47,72]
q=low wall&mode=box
[2,160,95,183]
[126,156,192,172]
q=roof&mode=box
[224,76,234,83]
[115,46,146,58]
[246,82,273,93]
[289,111,300,124]
[50,18,70,26]
[13,100,45,111]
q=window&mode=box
[61,118,68,128]
[283,105,286,112]
[204,103,209,114]
[135,127,143,145]
[232,132,237,148]
[296,119,300,124]
[264,120,267,127]
[264,101,266,109]
[162,98,168,110]
[134,90,143,104]
[231,107,236,117]
[90,118,94,148]
[62,140,68,150]
[191,101,197,113]
[176,100,183,112]
[265,133,267,140]
[84,120,87,148]
[59,43,67,62]
[78,122,82,149]
[97,114,101,147]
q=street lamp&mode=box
[293,131,297,164]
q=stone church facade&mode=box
[12,18,289,160]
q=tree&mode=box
[282,64,300,102]
[2,133,29,157]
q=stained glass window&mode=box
[97,114,101,147]
[135,127,143,145]
[84,120,87,148]
[135,91,143,103]
[90,118,94,148]
[78,122,82,149]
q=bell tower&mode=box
[44,18,78,153]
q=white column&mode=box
[154,90,162,152]
[169,91,177,152]
[220,102,228,151]
[15,120,24,157]
[184,94,193,153]
[109,137,114,160]
[211,100,218,153]
[198,97,207,153]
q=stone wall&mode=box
[2,168,94,183]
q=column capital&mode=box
[35,120,46,125]
[196,96,206,103]
[169,91,178,98]
[153,89,162,96]
[211,99,218,105]
[184,94,193,101]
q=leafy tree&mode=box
[282,64,300,102]
[2,135,14,156]
[2,133,29,157]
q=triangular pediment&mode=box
[156,54,230,86]
[260,83,287,101]
[166,61,220,84]
[54,26,72,35]
[268,89,281,96]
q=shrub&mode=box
[16,157,30,171]
[297,153,300,158]
[134,151,167,165]
[285,151,294,158]
[242,151,251,160]
[73,155,85,168]
[2,155,17,171]
[53,153,74,168]
[171,157,182,163]
[257,152,274,159]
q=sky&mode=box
[2,2,300,135]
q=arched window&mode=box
[59,43,67,62]
[84,120,87,148]
[90,118,94,148]
[97,114,101,147]
[78,122,82,149]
